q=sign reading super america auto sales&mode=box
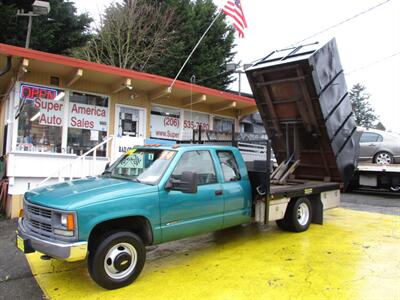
[20,84,65,127]
[69,103,108,131]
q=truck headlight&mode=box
[55,212,76,236]
[61,214,67,226]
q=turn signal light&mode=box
[19,209,24,218]
[66,214,75,231]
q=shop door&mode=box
[113,105,146,161]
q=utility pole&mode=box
[226,63,252,96]
[16,1,51,49]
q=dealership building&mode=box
[0,43,257,217]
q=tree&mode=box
[145,0,236,90]
[349,83,379,128]
[0,0,92,54]
[76,1,175,71]
[77,0,236,90]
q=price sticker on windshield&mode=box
[122,153,144,169]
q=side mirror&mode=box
[180,171,198,193]
[166,172,198,193]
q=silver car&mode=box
[358,128,400,164]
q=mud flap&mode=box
[311,198,323,225]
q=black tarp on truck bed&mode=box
[245,39,360,187]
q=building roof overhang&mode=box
[0,43,257,117]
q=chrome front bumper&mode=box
[17,218,88,262]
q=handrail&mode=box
[37,135,114,187]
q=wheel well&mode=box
[88,216,153,250]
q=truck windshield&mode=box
[105,149,176,185]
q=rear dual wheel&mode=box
[276,197,312,232]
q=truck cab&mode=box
[17,144,253,289]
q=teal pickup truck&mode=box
[16,144,340,289]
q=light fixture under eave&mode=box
[54,92,65,101]
[30,112,40,122]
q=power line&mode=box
[198,0,395,84]
[345,51,400,75]
[290,0,392,47]
[246,0,393,66]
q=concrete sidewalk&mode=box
[0,218,44,300]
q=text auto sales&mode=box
[34,98,106,129]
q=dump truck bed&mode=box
[246,39,360,187]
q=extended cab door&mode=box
[215,150,252,228]
[159,150,224,242]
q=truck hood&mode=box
[24,177,158,211]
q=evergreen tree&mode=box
[79,0,236,90]
[145,0,236,90]
[0,0,92,54]
[349,83,379,128]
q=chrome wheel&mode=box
[391,186,400,192]
[297,203,310,226]
[104,243,137,280]
[375,152,392,165]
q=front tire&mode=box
[88,231,146,290]
[276,197,312,232]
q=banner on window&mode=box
[33,98,64,127]
[182,111,210,140]
[150,114,181,140]
[69,103,108,131]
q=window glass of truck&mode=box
[217,151,241,182]
[171,150,217,185]
[106,149,176,184]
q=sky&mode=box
[72,0,400,133]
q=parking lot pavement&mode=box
[342,192,400,216]
[0,219,44,300]
[25,208,399,300]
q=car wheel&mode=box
[279,197,312,232]
[391,186,400,192]
[374,152,393,165]
[88,231,146,290]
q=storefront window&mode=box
[182,110,210,140]
[150,106,181,140]
[17,84,65,153]
[213,117,234,132]
[67,92,108,156]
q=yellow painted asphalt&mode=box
[27,208,400,300]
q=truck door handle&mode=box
[215,190,223,196]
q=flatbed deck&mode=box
[269,180,340,198]
[357,164,400,173]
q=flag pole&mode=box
[169,10,224,90]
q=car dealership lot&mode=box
[1,193,399,300]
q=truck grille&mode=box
[27,205,52,219]
[24,201,54,239]
[29,219,52,233]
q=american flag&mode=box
[222,0,248,38]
